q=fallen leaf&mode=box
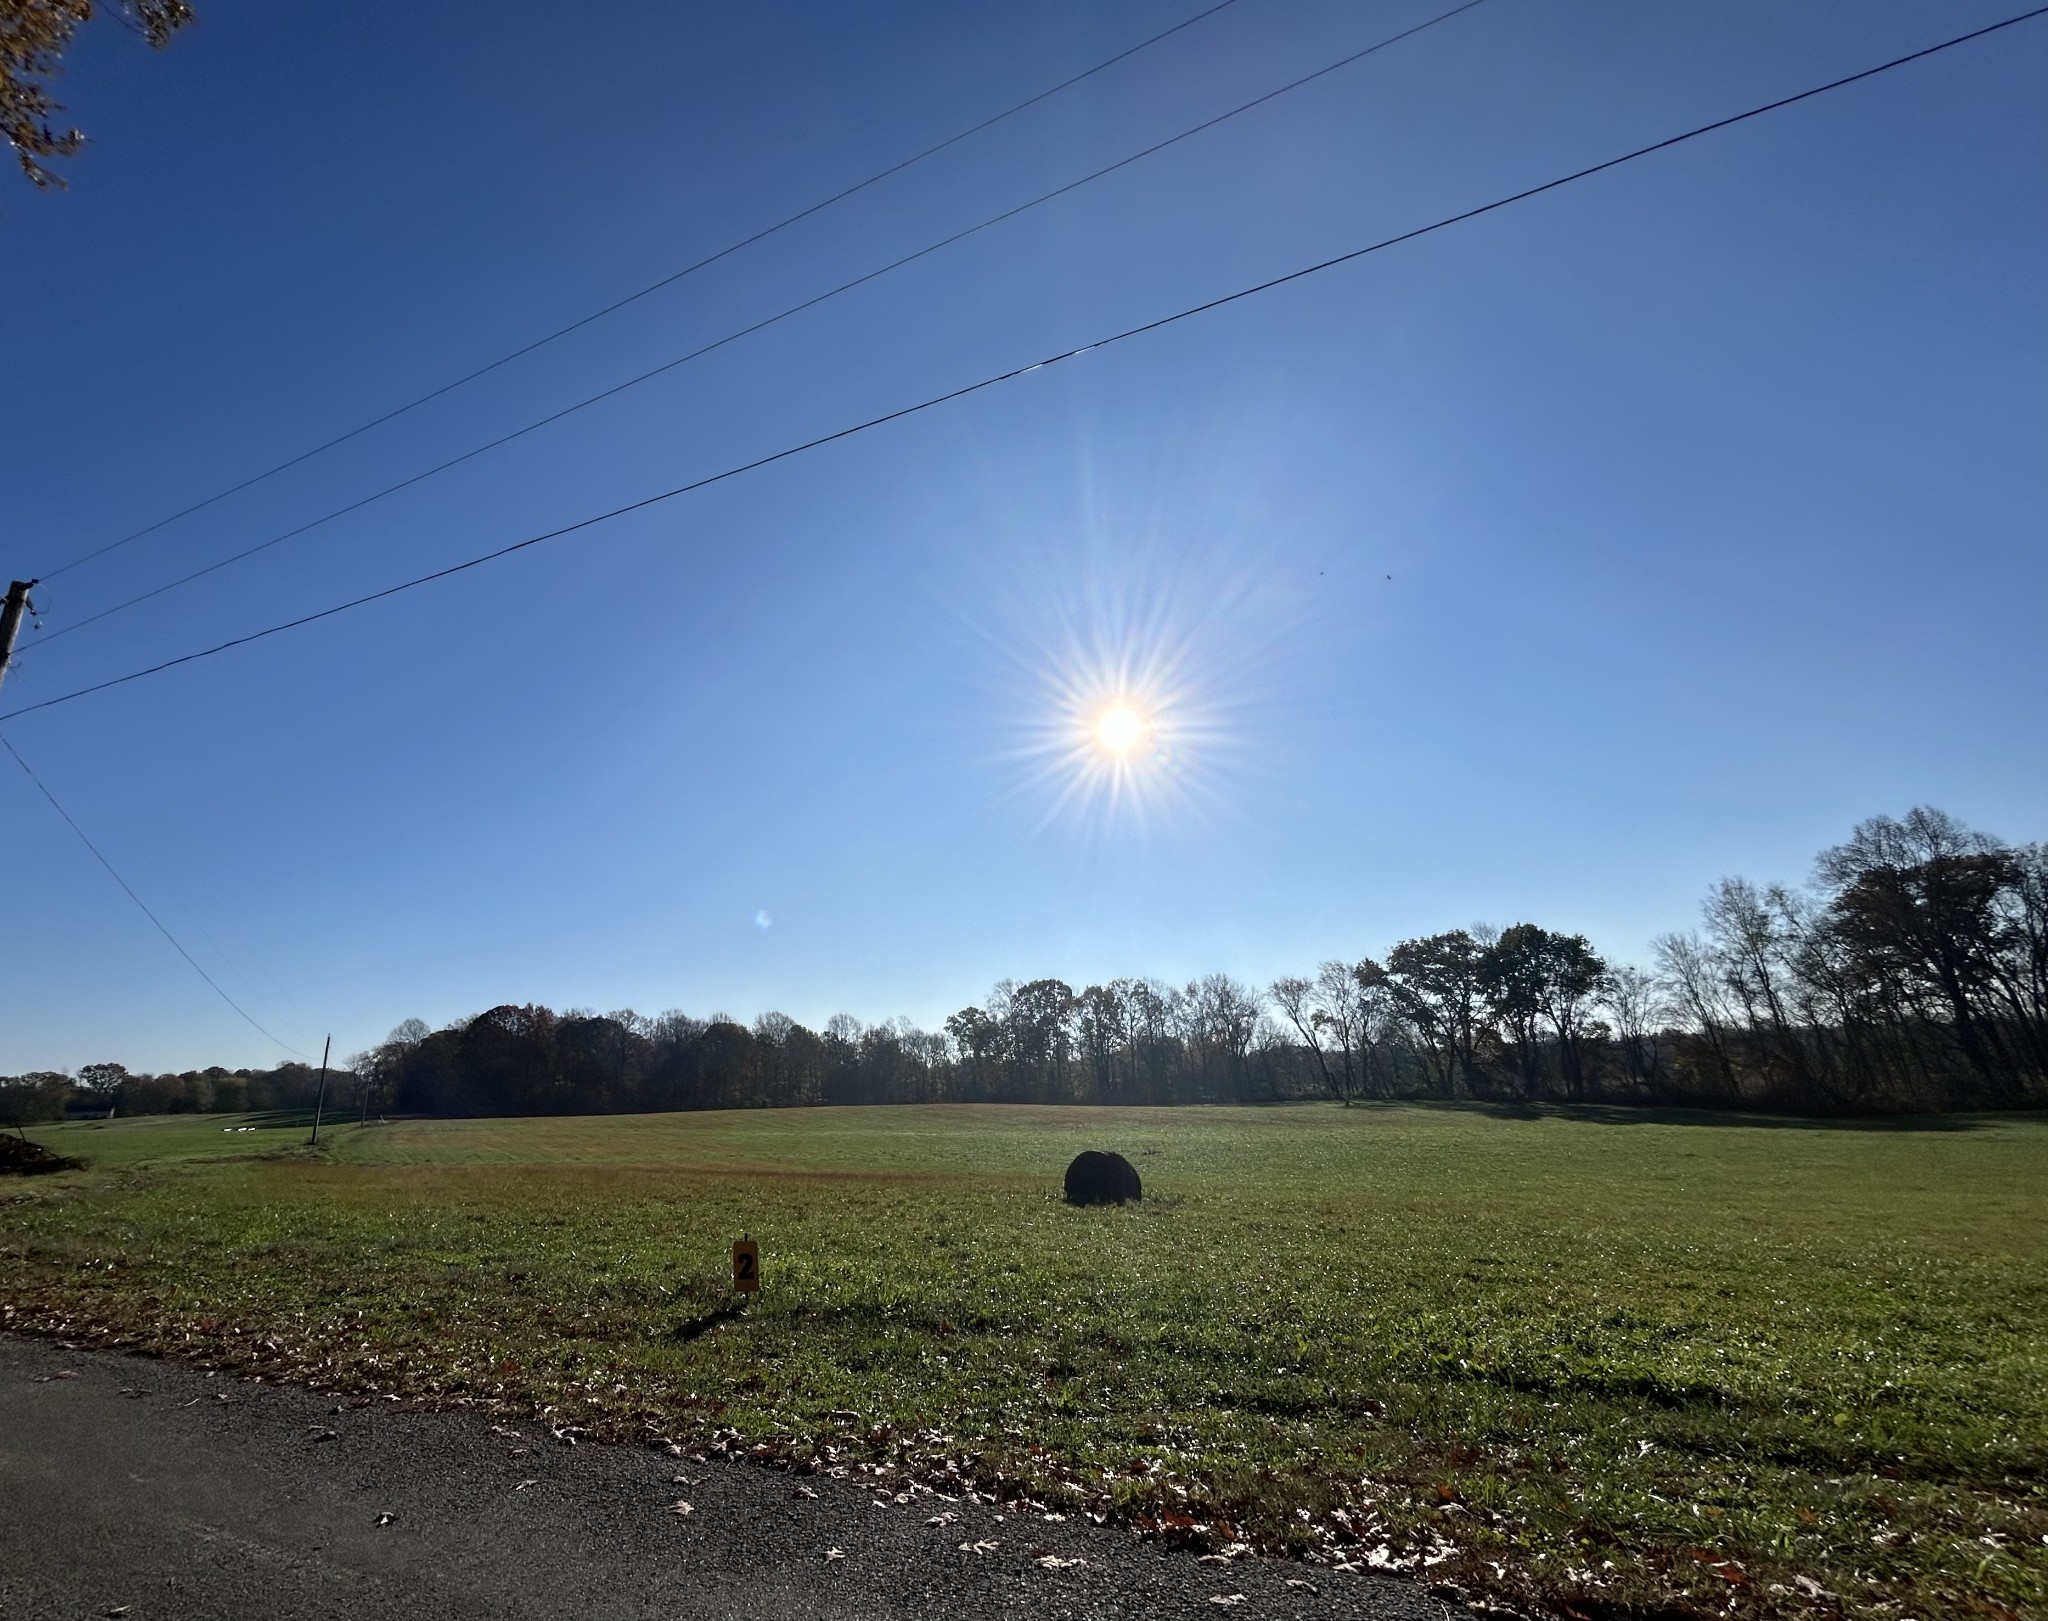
[670,1500,694,1517]
[1286,1578,1319,1593]
[1036,1554,1085,1570]
[307,1428,338,1443]
[925,1510,957,1527]
[102,1608,130,1618]
[824,1547,845,1562]
[1209,1597,1247,1609]
[373,1512,396,1528]
[958,1539,1000,1556]
[513,1479,538,1491]
[794,1485,819,1500]
[56,1371,77,1380]
[1699,1556,1748,1586]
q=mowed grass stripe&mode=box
[8,1102,2044,1619]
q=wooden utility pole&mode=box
[0,580,37,698]
[308,1035,332,1146]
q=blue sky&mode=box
[3,0,2042,1073]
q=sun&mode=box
[995,591,1233,832]
[1096,705,1144,753]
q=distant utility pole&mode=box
[0,580,37,698]
[308,1035,332,1146]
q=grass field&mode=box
[5,1103,2043,1620]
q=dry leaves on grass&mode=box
[823,1547,845,1562]
[1208,1597,1247,1608]
[670,1500,694,1517]
[1688,1549,1749,1586]
[958,1539,1000,1556]
[1035,1554,1085,1570]
[794,1484,819,1500]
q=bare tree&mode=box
[1270,974,1342,1103]
[1271,960,1384,1105]
[1075,984,1126,1103]
[1117,978,1174,1103]
[1652,930,1741,1101]
[1601,964,1668,1092]
[1181,973,1262,1099]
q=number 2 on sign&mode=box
[732,1237,759,1293]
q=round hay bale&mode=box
[1063,1149,1141,1206]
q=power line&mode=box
[4,6,2040,729]
[0,732,312,1058]
[24,0,1492,655]
[33,0,1250,585]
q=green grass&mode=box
[6,1103,2044,1619]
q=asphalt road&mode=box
[0,1334,1443,1621]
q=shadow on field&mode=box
[671,1299,750,1342]
[1446,1100,1997,1133]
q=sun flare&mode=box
[994,569,1257,835]
[1096,705,1144,753]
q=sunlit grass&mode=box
[6,1103,2044,1619]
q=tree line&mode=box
[6,807,2042,1125]
[0,1058,346,1126]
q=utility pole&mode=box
[308,1034,332,1146]
[0,580,37,698]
